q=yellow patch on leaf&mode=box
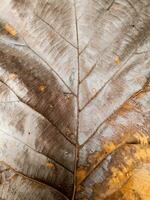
[121,165,150,200]
[104,141,116,153]
[114,56,121,65]
[108,166,128,186]
[4,24,17,36]
[134,132,149,145]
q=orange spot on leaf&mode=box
[115,56,121,65]
[76,168,87,185]
[88,151,102,164]
[103,141,116,152]
[4,24,17,36]
[47,162,55,169]
[38,85,46,92]
[122,103,133,110]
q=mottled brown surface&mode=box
[0,0,150,200]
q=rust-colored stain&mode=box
[76,185,82,192]
[76,168,87,185]
[103,141,116,153]
[87,143,116,169]
[38,85,46,92]
[107,164,150,200]
[136,91,146,98]
[9,73,17,80]
[88,151,102,164]
[114,56,121,65]
[135,148,150,161]
[121,165,150,200]
[47,162,55,169]
[108,166,129,186]
[134,132,149,145]
[4,24,17,36]
[122,102,133,110]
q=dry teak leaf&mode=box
[0,0,150,200]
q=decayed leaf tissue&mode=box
[0,0,150,199]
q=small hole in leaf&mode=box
[92,88,96,94]
[49,104,53,109]
[9,73,17,80]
